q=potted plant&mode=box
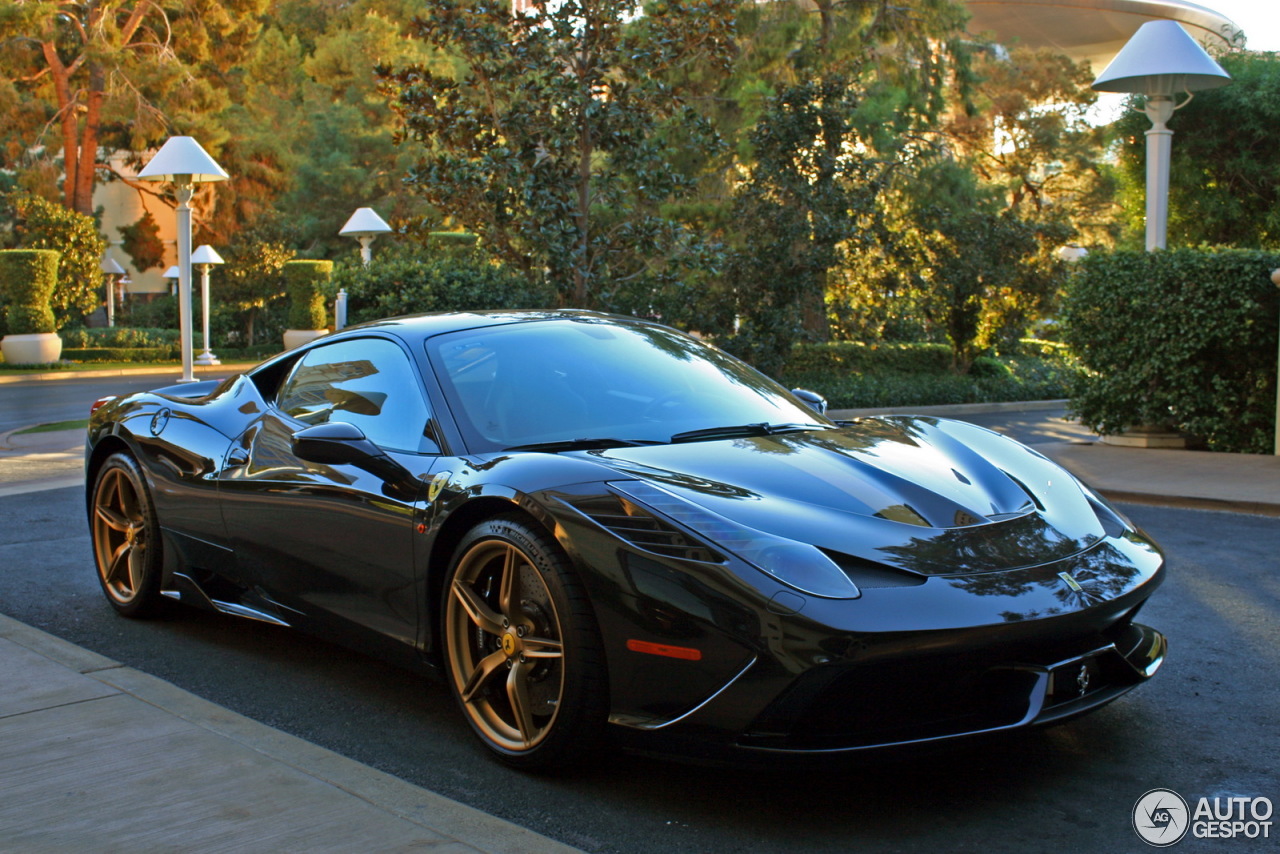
[0,249,63,365]
[282,260,333,350]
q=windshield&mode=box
[427,317,830,452]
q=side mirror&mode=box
[791,388,828,416]
[292,421,384,466]
[291,421,420,501]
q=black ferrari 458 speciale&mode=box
[86,310,1166,769]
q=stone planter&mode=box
[282,329,328,351]
[1,332,62,365]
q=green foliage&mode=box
[382,0,736,307]
[283,260,333,329]
[0,249,60,334]
[837,159,1071,373]
[783,341,954,375]
[0,1,269,214]
[5,305,57,335]
[942,46,1117,246]
[117,211,166,272]
[3,193,104,327]
[1061,248,1280,453]
[218,219,296,345]
[776,341,1078,409]
[60,327,180,348]
[1113,51,1280,249]
[334,245,554,324]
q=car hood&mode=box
[583,416,1108,575]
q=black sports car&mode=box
[86,310,1166,769]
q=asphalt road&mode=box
[2,481,1275,854]
[0,371,193,434]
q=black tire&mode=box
[89,452,166,618]
[441,514,607,771]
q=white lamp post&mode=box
[137,137,228,382]
[191,244,225,366]
[1272,268,1280,456]
[1092,20,1230,251]
[99,254,125,328]
[162,265,180,296]
[339,207,392,266]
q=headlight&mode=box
[610,480,861,599]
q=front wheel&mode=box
[442,515,607,770]
[90,452,166,618]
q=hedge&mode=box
[0,249,60,335]
[284,260,333,329]
[60,327,180,348]
[776,342,1078,409]
[1061,248,1280,453]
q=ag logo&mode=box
[1133,788,1190,847]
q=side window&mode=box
[276,338,438,453]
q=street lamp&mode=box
[1272,268,1280,456]
[339,207,392,266]
[99,254,125,328]
[191,244,225,366]
[1092,20,1230,251]
[162,265,180,296]
[137,137,228,382]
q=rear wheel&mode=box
[442,515,607,770]
[90,453,165,618]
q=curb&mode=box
[830,399,1069,418]
[0,363,260,385]
[0,612,583,854]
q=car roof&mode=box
[336,308,639,341]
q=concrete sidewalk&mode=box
[0,612,579,854]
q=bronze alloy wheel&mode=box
[443,516,605,769]
[91,453,163,617]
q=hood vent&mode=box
[567,495,724,564]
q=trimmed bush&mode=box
[1061,248,1280,453]
[60,327,180,348]
[0,249,60,334]
[776,340,1078,409]
[284,260,333,329]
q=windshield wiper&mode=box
[668,422,830,444]
[503,437,663,453]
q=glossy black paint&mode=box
[85,310,1166,760]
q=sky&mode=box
[1203,0,1280,52]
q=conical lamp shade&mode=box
[191,245,225,265]
[1093,20,1231,95]
[340,207,392,238]
[137,137,229,183]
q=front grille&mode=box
[742,658,1040,750]
[570,494,724,564]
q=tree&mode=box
[840,159,1069,372]
[714,0,971,371]
[1113,50,1280,248]
[0,1,268,216]
[380,0,736,307]
[941,45,1117,246]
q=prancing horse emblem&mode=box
[1076,664,1091,696]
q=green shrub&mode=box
[0,249,60,334]
[4,193,105,327]
[1061,248,1280,453]
[776,339,1078,409]
[783,341,954,375]
[6,305,57,334]
[333,246,552,324]
[60,327,180,348]
[284,260,333,329]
